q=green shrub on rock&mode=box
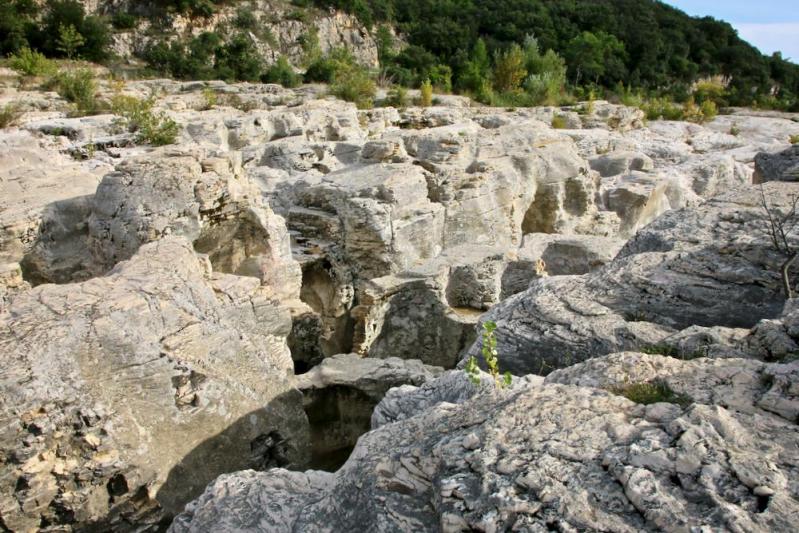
[111,94,180,146]
[0,103,24,128]
[53,69,102,115]
[262,56,301,88]
[9,47,56,77]
[419,79,433,107]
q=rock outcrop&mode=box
[4,73,799,532]
[88,1,379,70]
[755,144,799,183]
[171,354,799,532]
[0,130,108,290]
[466,182,799,375]
[0,238,308,530]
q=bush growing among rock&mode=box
[419,78,433,107]
[111,94,180,146]
[111,12,138,30]
[52,68,101,115]
[9,47,56,77]
[0,103,23,128]
[385,85,409,108]
[551,115,567,129]
[262,56,302,88]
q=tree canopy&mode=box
[313,0,799,105]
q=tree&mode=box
[760,186,799,298]
[492,43,526,92]
[564,31,626,86]
[56,23,84,58]
[521,34,565,105]
[458,38,490,93]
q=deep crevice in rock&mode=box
[289,259,355,374]
[302,385,376,472]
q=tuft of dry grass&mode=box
[608,380,692,407]
[0,103,24,128]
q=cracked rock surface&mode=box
[466,182,799,375]
[0,238,308,530]
[171,354,799,532]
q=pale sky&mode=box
[665,1,799,61]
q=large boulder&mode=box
[171,355,799,532]
[81,152,302,299]
[467,182,799,375]
[0,238,309,530]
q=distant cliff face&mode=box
[81,0,379,69]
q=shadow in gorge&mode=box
[155,390,310,525]
[302,385,377,472]
[289,259,356,374]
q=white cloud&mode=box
[733,22,799,61]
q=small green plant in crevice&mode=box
[0,103,23,128]
[219,93,258,112]
[111,94,180,146]
[791,135,799,145]
[200,87,218,110]
[466,321,512,389]
[623,310,649,322]
[729,122,741,136]
[608,380,692,407]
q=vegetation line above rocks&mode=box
[2,0,798,113]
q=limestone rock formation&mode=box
[4,73,799,531]
[84,1,379,71]
[466,182,799,375]
[171,354,799,532]
[297,353,443,401]
[0,130,108,289]
[0,238,308,530]
[17,149,302,302]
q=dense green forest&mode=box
[311,0,799,108]
[2,0,798,111]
